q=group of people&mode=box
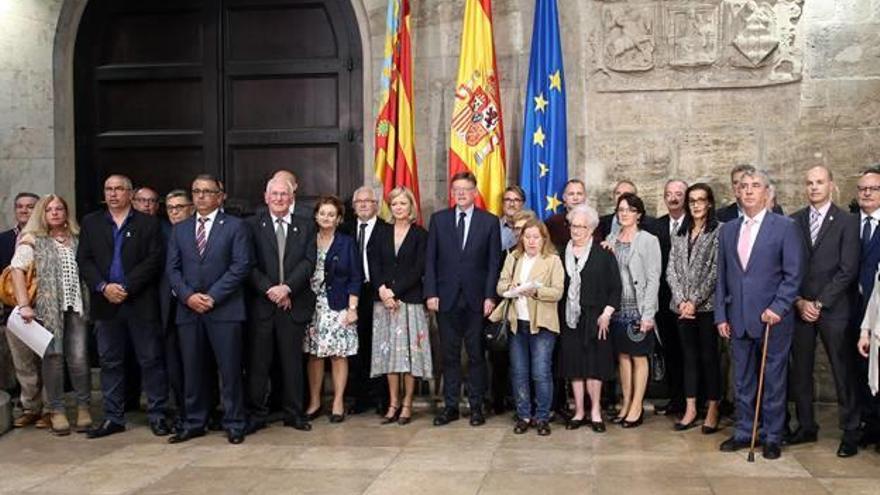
[2,164,880,460]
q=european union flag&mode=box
[520,0,567,221]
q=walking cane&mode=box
[747,322,772,463]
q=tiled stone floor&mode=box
[1,404,879,494]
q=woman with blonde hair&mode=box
[491,218,564,435]
[10,194,92,435]
[370,187,432,425]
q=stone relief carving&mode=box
[594,0,804,92]
[602,5,656,72]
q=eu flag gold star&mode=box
[533,126,546,147]
[549,70,562,92]
[534,93,548,112]
[539,162,549,178]
[545,194,562,212]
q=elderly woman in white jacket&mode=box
[604,192,661,429]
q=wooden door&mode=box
[74,0,363,215]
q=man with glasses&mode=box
[854,167,880,450]
[166,174,252,444]
[715,169,803,460]
[425,171,501,427]
[500,186,526,251]
[346,186,392,415]
[546,179,587,246]
[159,190,194,432]
[132,187,161,217]
[1,192,45,428]
[78,174,169,438]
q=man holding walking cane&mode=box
[714,168,803,460]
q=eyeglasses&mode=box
[503,197,524,204]
[166,204,192,212]
[616,207,639,214]
[191,189,220,196]
[133,197,159,204]
[353,199,377,205]
[267,192,291,199]
[858,186,880,194]
[688,198,709,206]
[452,187,475,193]
[570,224,590,231]
[104,186,130,193]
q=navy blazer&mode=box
[424,207,501,313]
[858,215,880,320]
[319,233,363,311]
[166,211,253,324]
[714,211,804,339]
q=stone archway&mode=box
[51,0,374,212]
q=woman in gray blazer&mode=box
[666,183,722,433]
[605,193,661,428]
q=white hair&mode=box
[567,204,599,230]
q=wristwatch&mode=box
[814,301,823,311]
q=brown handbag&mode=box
[0,263,36,307]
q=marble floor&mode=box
[1,404,879,495]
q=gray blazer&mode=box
[666,224,720,313]
[607,229,661,322]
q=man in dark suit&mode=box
[159,190,194,432]
[1,192,40,426]
[653,179,688,417]
[854,167,880,448]
[717,164,784,222]
[715,169,803,460]
[246,176,315,432]
[596,180,656,241]
[345,185,391,415]
[166,174,253,444]
[545,179,586,247]
[77,174,169,438]
[787,166,860,457]
[425,171,501,426]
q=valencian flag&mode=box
[374,0,421,223]
[449,0,506,215]
[520,0,567,220]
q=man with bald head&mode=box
[787,166,860,457]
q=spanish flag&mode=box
[374,0,421,223]
[448,0,506,215]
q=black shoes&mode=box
[784,428,818,446]
[283,418,313,431]
[381,406,401,425]
[433,408,460,426]
[763,442,782,460]
[838,430,860,458]
[398,405,413,426]
[149,418,172,437]
[513,419,530,434]
[329,413,345,424]
[536,420,551,436]
[673,419,698,431]
[565,418,585,430]
[305,407,323,421]
[621,411,644,429]
[719,436,752,452]
[87,420,125,439]
[469,411,486,427]
[227,429,245,444]
[701,424,720,435]
[591,420,606,433]
[168,428,205,444]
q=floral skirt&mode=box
[303,294,358,358]
[370,302,433,378]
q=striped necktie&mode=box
[809,208,821,245]
[196,217,208,257]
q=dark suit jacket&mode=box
[652,214,682,311]
[424,207,501,313]
[248,212,317,324]
[370,224,427,304]
[320,233,363,311]
[718,202,784,222]
[558,243,622,336]
[166,211,253,324]
[857,213,880,320]
[714,212,804,339]
[77,209,164,321]
[791,203,859,322]
[0,228,18,270]
[352,218,393,302]
[545,212,569,247]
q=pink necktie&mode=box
[738,219,753,268]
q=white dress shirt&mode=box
[357,216,377,282]
[456,205,475,248]
[860,209,880,240]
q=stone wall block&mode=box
[798,79,880,130]
[677,130,760,205]
[805,23,880,79]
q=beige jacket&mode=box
[490,251,564,334]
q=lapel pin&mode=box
[219,219,225,225]
[293,226,299,233]
[125,231,132,238]
[261,221,267,228]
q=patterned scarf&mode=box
[564,239,592,328]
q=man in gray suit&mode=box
[787,166,860,457]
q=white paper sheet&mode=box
[6,306,53,358]
[502,281,543,299]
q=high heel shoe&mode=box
[305,406,323,421]
[381,405,400,424]
[398,405,413,425]
[621,411,644,429]
[673,419,699,431]
[610,415,626,424]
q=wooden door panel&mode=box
[226,5,337,60]
[99,148,207,195]
[229,76,338,129]
[98,79,204,131]
[228,145,338,208]
[101,11,203,64]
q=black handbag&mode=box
[484,300,511,351]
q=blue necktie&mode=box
[862,217,872,253]
[457,212,466,251]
